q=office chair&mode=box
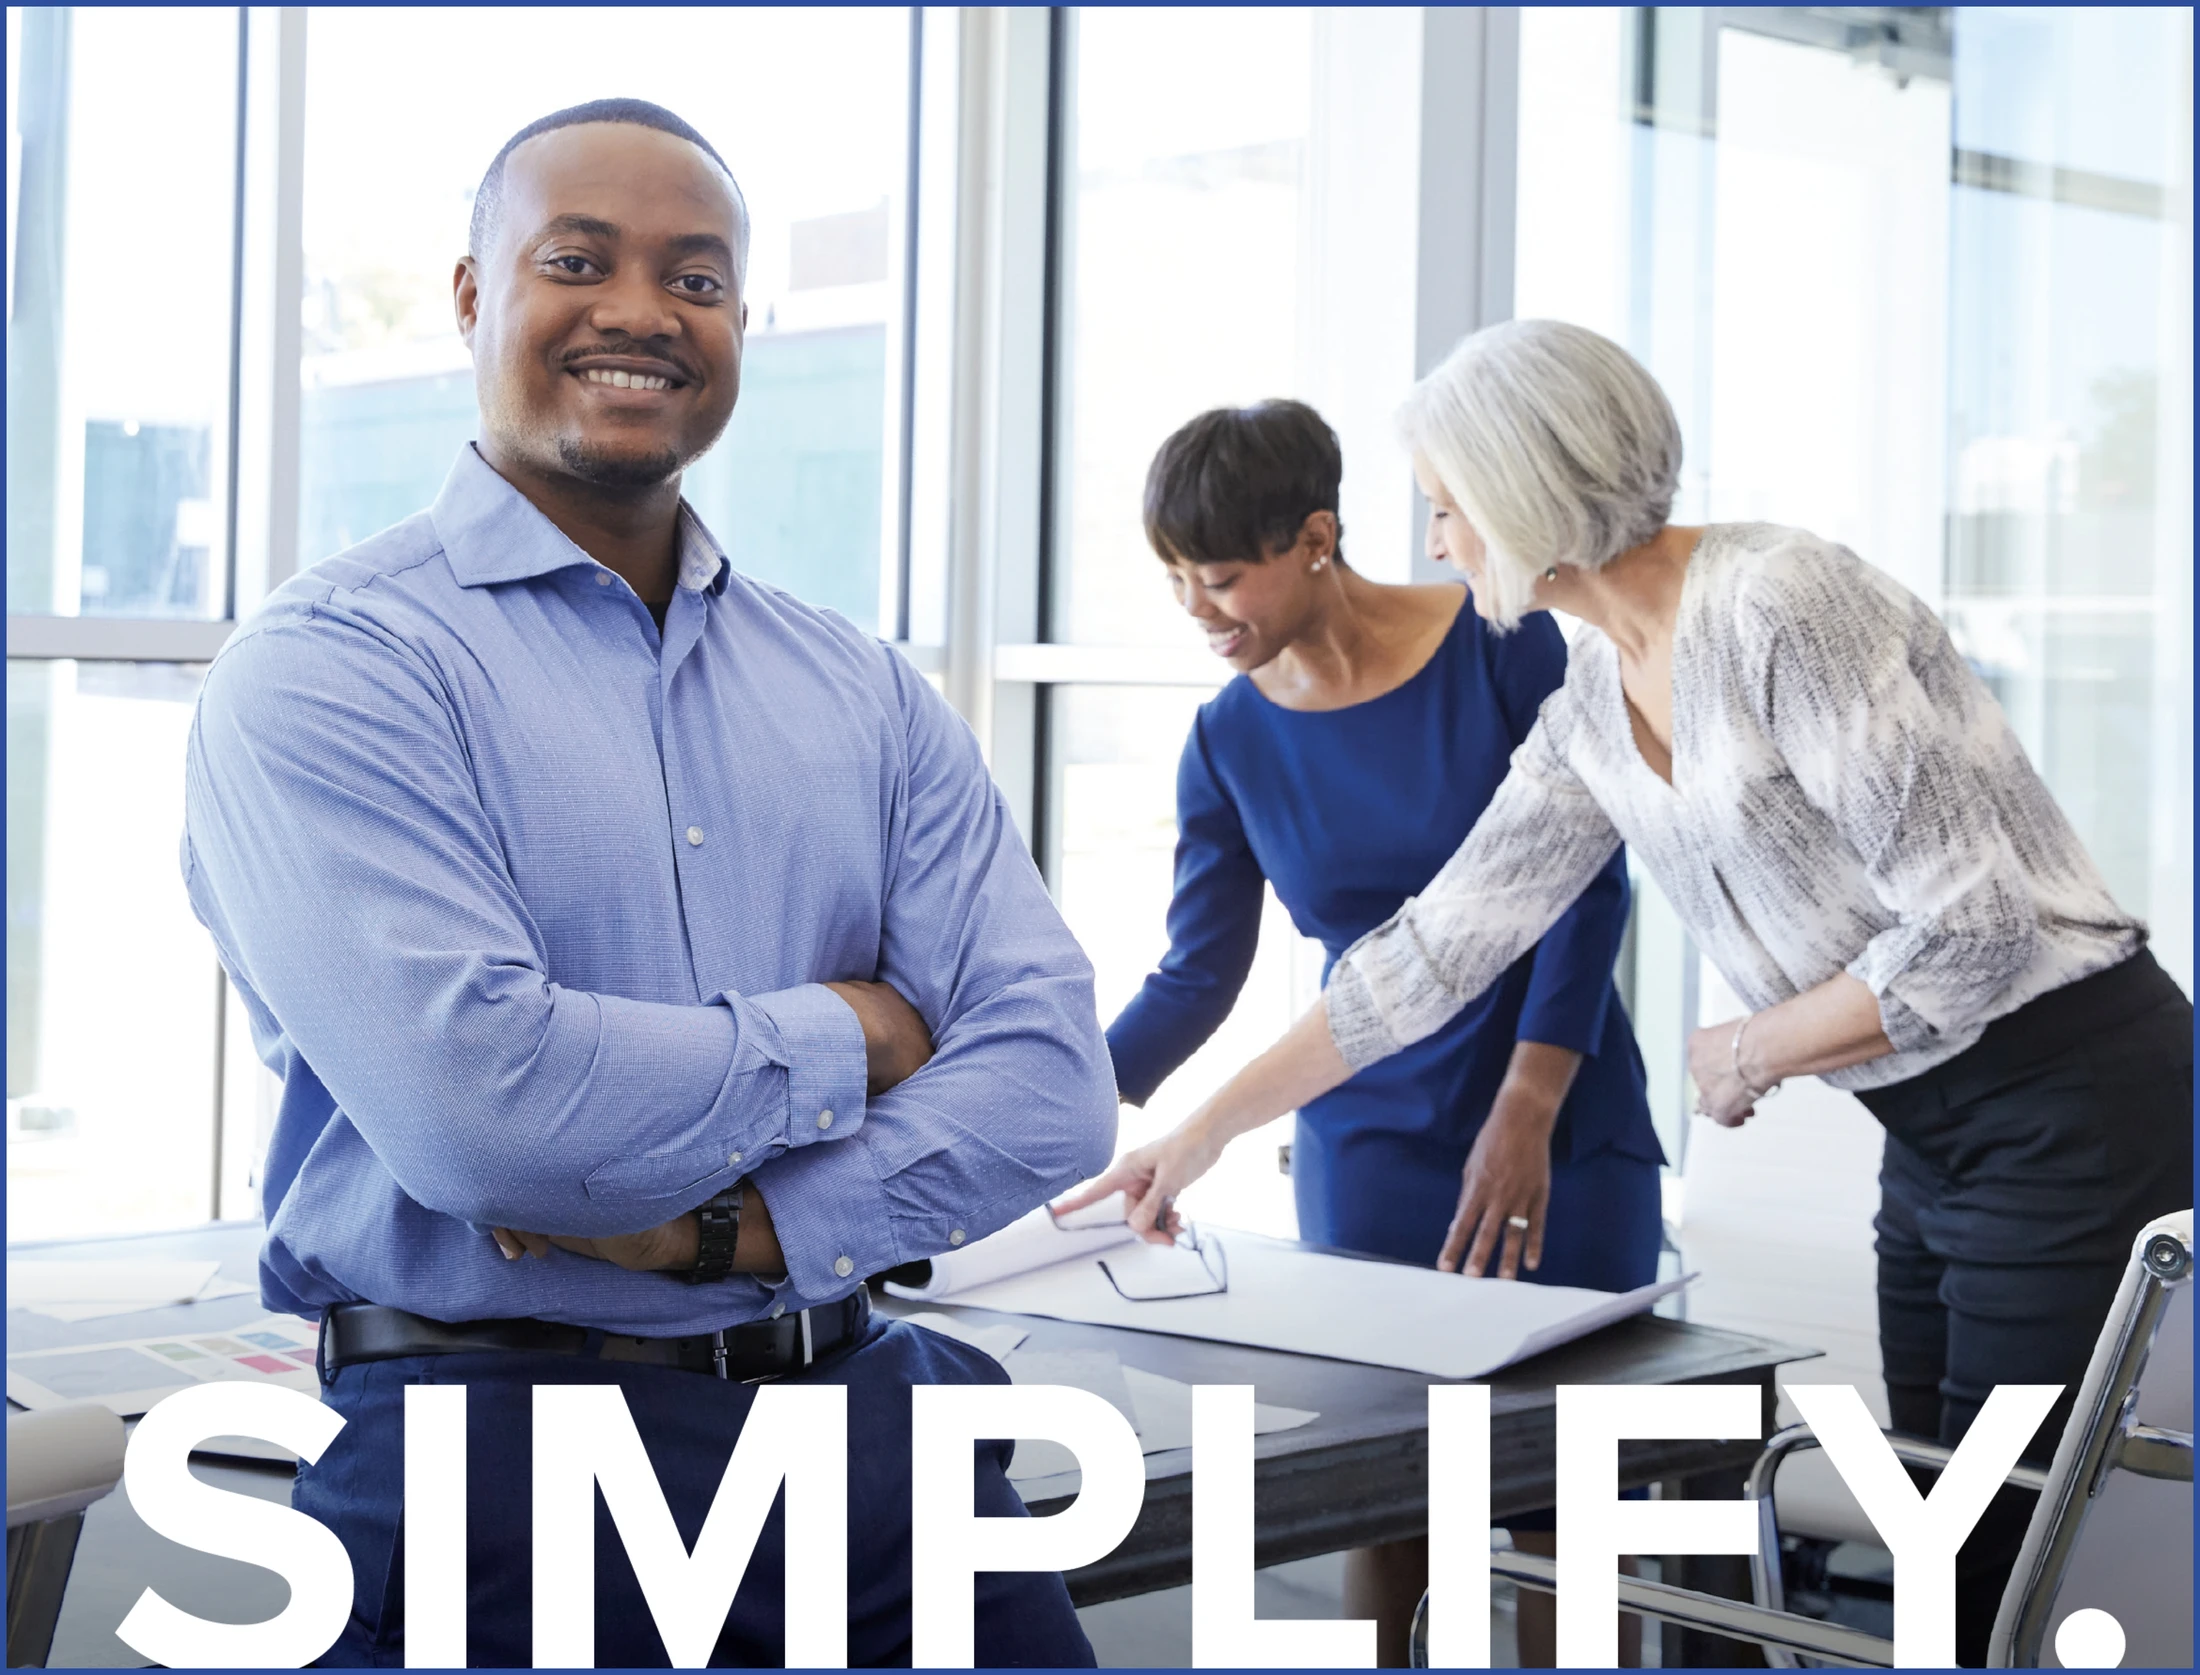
[1409,1209,2194,1668]
[6,1402,127,1668]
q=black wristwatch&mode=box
[682,1185,744,1284]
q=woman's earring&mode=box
[1311,558,1327,573]
[1542,566,1559,583]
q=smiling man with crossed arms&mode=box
[183,99,1117,1666]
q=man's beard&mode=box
[555,435,683,490]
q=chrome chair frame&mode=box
[1407,1211,2194,1669]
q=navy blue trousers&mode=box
[299,1316,1096,1668]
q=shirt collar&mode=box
[431,444,731,595]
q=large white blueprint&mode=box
[900,1217,1688,1381]
[884,1198,1142,1301]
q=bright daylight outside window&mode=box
[8,7,239,1237]
[298,7,910,632]
[1514,4,2193,993]
[1048,8,1332,1240]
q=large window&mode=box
[7,7,245,1235]
[1034,8,1427,1238]
[1517,6,2192,987]
[7,7,241,624]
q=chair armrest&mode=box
[1489,1546,1894,1668]
[7,1403,126,1527]
[1741,1422,2048,1669]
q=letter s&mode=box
[115,1383,352,1669]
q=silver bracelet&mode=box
[1731,1014,1781,1100]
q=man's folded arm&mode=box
[752,651,1120,1302]
[182,617,868,1236]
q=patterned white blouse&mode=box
[1325,522,2144,1093]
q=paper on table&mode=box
[7,1313,321,1429]
[1005,1355,1318,1482]
[883,1198,1139,1303]
[946,1226,1692,1381]
[25,1279,256,1323]
[9,1260,224,1307]
[899,1311,1030,1361]
[1116,1366,1316,1455]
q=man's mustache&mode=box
[560,340,696,382]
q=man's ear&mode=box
[454,256,481,346]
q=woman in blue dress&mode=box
[1063,400,1663,1664]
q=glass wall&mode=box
[1051,7,1314,648]
[1038,8,1427,1239]
[297,6,911,631]
[6,661,221,1239]
[1515,3,2193,989]
[6,6,241,621]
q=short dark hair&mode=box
[468,97,750,268]
[1142,399,1345,567]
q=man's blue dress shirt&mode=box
[183,447,1116,1334]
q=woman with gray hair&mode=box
[1072,318,2192,1665]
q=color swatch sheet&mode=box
[7,1313,320,1421]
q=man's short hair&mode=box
[1143,399,1346,567]
[468,97,750,275]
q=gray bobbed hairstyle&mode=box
[1398,319,1682,629]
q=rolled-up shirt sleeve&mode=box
[750,651,1119,1304]
[184,616,870,1236]
[1740,567,2041,1051]
[1327,703,1624,1072]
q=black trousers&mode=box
[1857,948,2194,1666]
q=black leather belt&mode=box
[318,1290,871,1382]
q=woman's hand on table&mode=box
[1053,1117,1228,1245]
[1438,1097,1556,1279]
[1438,1040,1579,1279]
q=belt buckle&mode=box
[799,1307,815,1368]
[710,1328,728,1380]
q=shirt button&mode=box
[686,826,705,847]
[833,1255,854,1278]
[594,571,612,586]
[949,1229,966,1246]
[727,1151,743,1167]
[817,1109,834,1130]
[771,1301,786,1319]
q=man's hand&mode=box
[823,978,935,1095]
[492,1216,698,1271]
[491,1183,784,1276]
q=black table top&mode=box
[877,1290,1814,1603]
